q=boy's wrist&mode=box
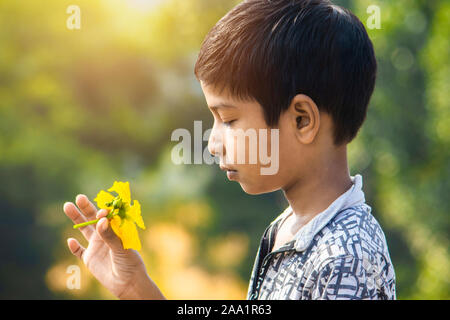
[119,271,166,300]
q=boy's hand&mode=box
[64,194,164,299]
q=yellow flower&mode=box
[93,181,145,251]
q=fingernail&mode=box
[96,210,102,218]
[99,218,108,231]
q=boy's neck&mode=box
[282,146,352,225]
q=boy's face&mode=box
[200,81,304,195]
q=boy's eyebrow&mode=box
[209,103,237,110]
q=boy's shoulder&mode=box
[315,205,391,260]
[310,205,395,283]
[269,203,393,265]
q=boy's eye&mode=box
[223,119,236,127]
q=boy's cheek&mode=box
[222,133,274,167]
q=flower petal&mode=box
[94,190,115,209]
[120,218,142,251]
[128,200,145,230]
[110,215,123,239]
[110,216,141,251]
[107,181,131,204]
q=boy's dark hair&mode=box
[194,0,377,146]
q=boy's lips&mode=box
[219,165,237,172]
[219,165,238,180]
[226,170,238,180]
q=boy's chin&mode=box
[238,182,278,195]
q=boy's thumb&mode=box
[97,218,124,252]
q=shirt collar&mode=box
[279,174,366,252]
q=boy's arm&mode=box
[64,196,166,300]
[118,269,166,300]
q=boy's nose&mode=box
[208,129,225,158]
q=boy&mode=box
[64,0,396,299]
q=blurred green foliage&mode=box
[0,0,448,299]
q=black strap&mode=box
[249,218,282,299]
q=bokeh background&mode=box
[0,0,448,299]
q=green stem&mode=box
[73,211,117,229]
[73,219,99,229]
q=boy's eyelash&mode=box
[223,120,236,126]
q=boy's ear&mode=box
[289,94,320,144]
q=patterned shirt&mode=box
[247,174,396,300]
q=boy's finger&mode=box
[96,218,124,253]
[76,194,98,220]
[96,209,109,219]
[67,238,86,260]
[63,202,94,240]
